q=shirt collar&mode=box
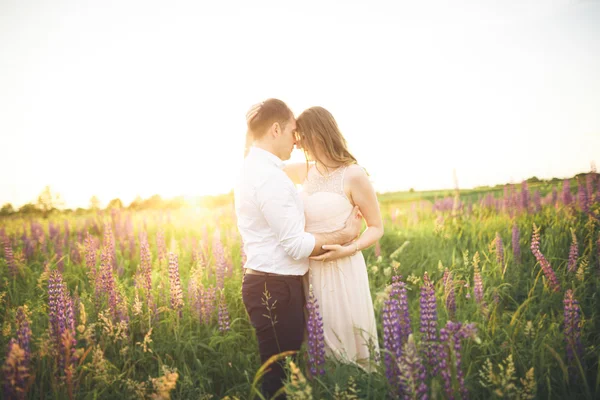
[248,146,285,170]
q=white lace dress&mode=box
[301,164,379,370]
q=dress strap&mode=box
[340,166,349,194]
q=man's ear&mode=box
[271,122,281,137]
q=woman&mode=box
[285,106,383,370]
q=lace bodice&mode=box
[302,165,350,199]
[301,164,356,234]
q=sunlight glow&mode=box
[0,0,599,208]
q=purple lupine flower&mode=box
[567,230,579,273]
[168,253,184,312]
[438,325,453,398]
[473,265,485,306]
[512,223,521,264]
[3,235,17,277]
[443,269,456,318]
[306,286,326,376]
[495,233,504,266]
[202,286,217,323]
[562,179,572,206]
[419,272,439,373]
[382,297,402,392]
[85,232,97,282]
[99,237,118,319]
[139,232,154,313]
[552,185,558,207]
[48,269,77,376]
[520,181,530,213]
[70,240,82,265]
[2,338,30,400]
[48,270,67,349]
[382,275,411,394]
[530,224,561,292]
[187,276,203,322]
[439,321,477,399]
[563,289,583,381]
[578,178,589,213]
[212,233,227,290]
[156,230,167,262]
[218,294,230,333]
[397,335,428,400]
[23,237,35,262]
[15,307,32,365]
[49,221,60,243]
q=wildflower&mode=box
[306,285,326,376]
[218,294,230,334]
[567,229,578,273]
[156,230,167,262]
[471,252,485,309]
[3,236,17,278]
[48,269,78,377]
[419,273,439,373]
[577,178,589,213]
[285,361,313,399]
[530,224,561,292]
[168,253,184,312]
[15,307,32,365]
[520,181,530,212]
[443,269,456,318]
[512,223,521,264]
[139,232,154,313]
[382,296,401,390]
[495,233,504,266]
[2,339,30,400]
[563,289,583,381]
[562,179,572,205]
[397,334,428,399]
[212,232,227,290]
[439,321,477,399]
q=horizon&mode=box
[1,0,599,210]
[4,166,596,211]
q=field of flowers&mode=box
[1,174,599,399]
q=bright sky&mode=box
[1,0,599,209]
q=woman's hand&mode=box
[246,102,262,123]
[309,244,356,262]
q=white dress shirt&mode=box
[234,147,315,276]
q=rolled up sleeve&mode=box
[257,177,315,260]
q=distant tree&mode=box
[409,188,415,193]
[128,196,144,210]
[89,195,101,211]
[0,203,14,216]
[141,195,163,209]
[19,203,39,214]
[106,198,123,210]
[526,176,541,183]
[37,186,64,217]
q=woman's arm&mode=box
[283,162,311,185]
[310,165,383,261]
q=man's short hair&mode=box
[247,98,293,140]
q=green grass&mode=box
[0,184,599,399]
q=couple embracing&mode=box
[234,99,383,399]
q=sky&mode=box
[1,0,599,209]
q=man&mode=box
[234,98,361,399]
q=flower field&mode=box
[1,175,599,399]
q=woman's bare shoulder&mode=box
[283,162,312,184]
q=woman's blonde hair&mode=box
[296,106,357,170]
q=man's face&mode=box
[278,117,298,161]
